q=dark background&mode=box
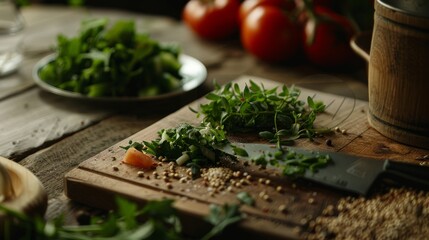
[31,0,190,19]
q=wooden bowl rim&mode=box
[0,156,47,219]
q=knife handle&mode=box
[384,160,429,188]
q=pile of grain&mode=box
[201,167,233,189]
[307,188,429,240]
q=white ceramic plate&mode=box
[33,53,207,102]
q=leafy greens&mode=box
[135,81,332,177]
[196,80,327,148]
[0,198,242,240]
[38,18,183,97]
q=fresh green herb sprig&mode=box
[1,198,243,240]
[252,148,332,176]
[39,18,182,97]
[0,198,182,240]
[195,81,328,148]
[141,123,230,177]
[202,204,243,240]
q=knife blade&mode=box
[218,143,429,196]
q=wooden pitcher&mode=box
[352,0,429,149]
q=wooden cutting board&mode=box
[64,76,429,239]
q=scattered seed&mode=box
[415,154,429,160]
[278,204,287,213]
[293,227,302,235]
[308,188,429,240]
[137,171,144,177]
[325,139,333,146]
[112,166,119,171]
[341,129,347,135]
[300,218,308,225]
[334,127,340,132]
[276,186,283,193]
[308,198,315,204]
[263,194,270,201]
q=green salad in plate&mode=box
[38,18,183,97]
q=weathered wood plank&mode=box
[0,88,112,160]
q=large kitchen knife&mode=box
[219,143,429,196]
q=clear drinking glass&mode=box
[0,0,24,76]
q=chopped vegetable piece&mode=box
[122,147,157,169]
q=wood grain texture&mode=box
[66,76,412,238]
[368,1,429,148]
[0,88,112,160]
[0,156,47,220]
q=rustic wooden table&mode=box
[4,4,428,239]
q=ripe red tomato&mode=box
[302,7,357,68]
[182,0,241,40]
[241,6,300,62]
[239,0,296,26]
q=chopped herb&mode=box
[236,192,255,206]
[250,148,332,176]
[125,81,332,178]
[202,203,243,240]
[120,140,144,151]
[197,81,330,148]
[142,123,231,178]
[231,145,249,157]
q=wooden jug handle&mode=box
[350,31,372,62]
